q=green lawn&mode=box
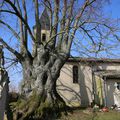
[60,109,120,120]
[91,111,120,120]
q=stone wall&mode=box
[0,69,9,120]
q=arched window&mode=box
[73,65,78,83]
[42,33,46,41]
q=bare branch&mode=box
[34,0,41,44]
[0,9,16,14]
[43,0,53,37]
[48,0,60,48]
[0,38,23,61]
[4,0,35,42]
[16,0,25,54]
[0,20,20,40]
[57,0,67,50]
[67,0,96,51]
[80,26,96,45]
[22,0,28,42]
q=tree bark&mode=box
[13,45,68,120]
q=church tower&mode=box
[39,9,50,43]
[33,9,50,44]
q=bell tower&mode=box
[39,9,50,44]
[33,9,50,44]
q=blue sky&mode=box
[71,0,120,58]
[1,0,120,91]
[106,0,120,19]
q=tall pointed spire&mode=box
[40,8,50,30]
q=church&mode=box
[57,57,120,107]
[36,9,120,108]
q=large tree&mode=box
[0,0,119,119]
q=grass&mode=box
[91,111,120,120]
[59,109,120,120]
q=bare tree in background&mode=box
[0,0,119,119]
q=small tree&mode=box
[0,0,119,119]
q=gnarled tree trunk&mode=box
[13,45,68,120]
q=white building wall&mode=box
[94,63,120,71]
[57,62,93,107]
[57,61,120,107]
[57,63,80,107]
[79,64,93,106]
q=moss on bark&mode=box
[10,91,66,120]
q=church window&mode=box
[42,33,46,41]
[73,65,78,83]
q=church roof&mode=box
[68,57,120,63]
[39,9,50,30]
